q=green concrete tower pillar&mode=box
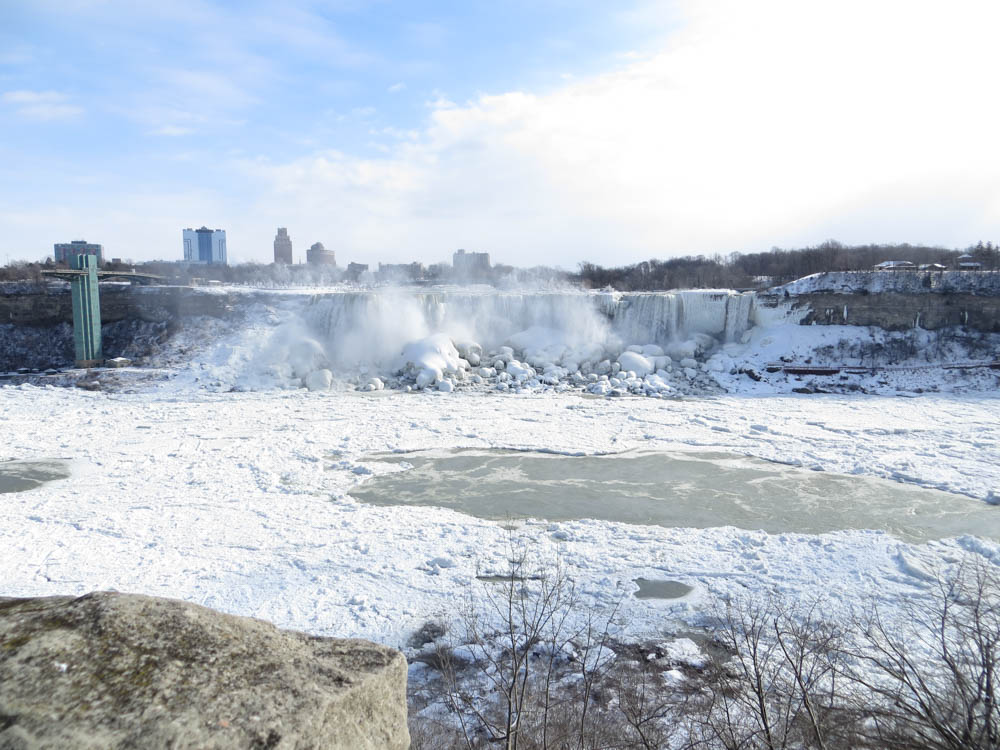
[70,254,103,367]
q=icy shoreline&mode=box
[107,285,997,400]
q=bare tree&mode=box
[690,594,846,750]
[844,558,1000,750]
[427,535,625,750]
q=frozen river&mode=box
[1,385,999,648]
[355,448,998,543]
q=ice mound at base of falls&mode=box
[377,328,722,398]
[225,321,336,391]
[505,326,605,367]
[617,351,657,378]
[399,334,466,389]
[177,296,731,396]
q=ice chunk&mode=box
[415,368,439,389]
[400,334,463,389]
[455,340,482,362]
[618,351,655,377]
[660,638,708,669]
[507,361,534,381]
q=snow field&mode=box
[2,385,999,656]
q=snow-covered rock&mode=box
[618,351,655,377]
[400,334,463,389]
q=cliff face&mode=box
[0,285,239,327]
[757,292,1000,332]
[0,592,410,750]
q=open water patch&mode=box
[0,460,70,493]
[353,449,999,543]
[633,578,693,600]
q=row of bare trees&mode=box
[573,241,1000,291]
[409,541,1000,749]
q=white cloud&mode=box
[2,90,83,120]
[150,125,195,136]
[234,0,1000,266]
[388,82,406,93]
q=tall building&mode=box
[54,240,103,266]
[274,227,293,264]
[453,248,490,278]
[182,226,227,265]
[306,242,337,265]
[346,262,369,281]
[377,262,424,282]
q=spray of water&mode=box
[227,287,755,390]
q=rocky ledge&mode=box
[0,592,409,749]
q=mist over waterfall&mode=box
[226,288,756,394]
[305,289,754,368]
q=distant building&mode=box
[306,242,337,265]
[54,240,103,266]
[346,262,369,281]
[377,262,424,282]
[182,227,227,265]
[918,263,947,271]
[873,260,916,271]
[274,228,293,264]
[453,248,491,278]
[956,254,983,270]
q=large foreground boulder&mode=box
[0,592,409,749]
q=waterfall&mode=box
[724,292,755,342]
[301,289,756,367]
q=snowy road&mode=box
[2,385,999,649]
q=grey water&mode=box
[0,460,70,493]
[353,449,998,543]
[633,579,693,600]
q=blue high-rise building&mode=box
[182,226,227,265]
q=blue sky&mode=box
[1,0,998,266]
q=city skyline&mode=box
[2,1,999,267]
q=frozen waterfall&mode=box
[303,289,754,369]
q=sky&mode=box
[1,0,998,268]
